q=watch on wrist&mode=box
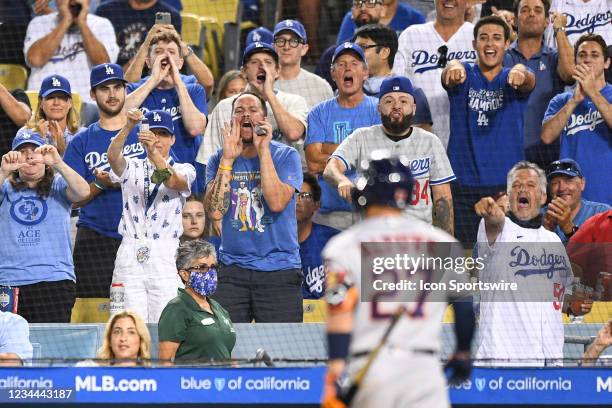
[151,167,172,184]
[565,223,579,238]
[185,46,194,58]
[554,26,565,36]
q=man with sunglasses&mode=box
[338,0,425,44]
[393,0,476,149]
[542,159,610,244]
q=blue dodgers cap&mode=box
[12,128,46,150]
[246,27,273,45]
[378,75,416,99]
[546,158,583,179]
[90,63,127,88]
[145,110,174,135]
[273,19,307,42]
[242,41,279,65]
[331,42,366,64]
[39,74,71,98]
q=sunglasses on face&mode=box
[437,45,448,68]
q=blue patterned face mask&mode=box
[189,269,218,297]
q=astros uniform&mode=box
[323,215,469,408]
[332,124,456,224]
[393,21,476,147]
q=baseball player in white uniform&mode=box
[322,157,475,408]
[392,0,476,147]
[324,75,456,235]
[473,161,592,366]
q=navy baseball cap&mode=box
[331,42,366,64]
[39,74,71,98]
[247,27,273,45]
[378,76,416,99]
[90,63,127,88]
[273,19,307,42]
[547,158,583,179]
[242,41,279,65]
[12,128,46,150]
[145,110,174,135]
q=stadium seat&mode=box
[182,0,242,25]
[180,12,203,50]
[200,16,224,79]
[0,64,28,90]
[25,90,82,116]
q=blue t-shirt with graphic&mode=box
[206,141,303,271]
[543,84,612,205]
[127,79,207,166]
[300,223,340,299]
[305,96,380,213]
[0,175,75,285]
[64,122,145,239]
[446,63,531,186]
[337,3,425,43]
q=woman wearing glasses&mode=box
[158,240,236,365]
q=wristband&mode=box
[328,333,351,360]
[219,165,233,172]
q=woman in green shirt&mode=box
[158,240,236,364]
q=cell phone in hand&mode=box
[155,12,172,25]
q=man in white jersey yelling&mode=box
[322,156,474,408]
[323,76,455,235]
[474,161,592,366]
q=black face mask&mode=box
[381,112,413,135]
[508,211,543,229]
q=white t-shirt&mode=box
[24,13,119,103]
[275,68,334,110]
[474,217,573,366]
[544,0,612,48]
[195,89,308,166]
[110,157,195,241]
[393,21,476,148]
[332,125,455,224]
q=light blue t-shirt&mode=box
[542,199,611,244]
[543,84,612,205]
[127,79,208,166]
[305,96,380,213]
[63,122,146,239]
[205,141,303,271]
[0,311,33,361]
[0,175,75,286]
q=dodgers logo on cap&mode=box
[105,64,114,75]
[52,77,61,87]
[153,112,162,122]
[40,74,71,98]
[90,63,127,88]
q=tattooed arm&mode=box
[204,118,243,221]
[431,183,454,236]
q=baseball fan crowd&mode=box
[0,0,611,405]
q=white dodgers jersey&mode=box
[544,0,612,47]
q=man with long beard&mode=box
[64,63,146,323]
[323,75,455,234]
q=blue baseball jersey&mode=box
[446,63,531,186]
[503,42,564,149]
[63,122,146,239]
[337,3,425,43]
[305,96,380,213]
[0,175,75,286]
[543,84,612,204]
[300,223,340,299]
[205,141,303,271]
[127,79,207,166]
